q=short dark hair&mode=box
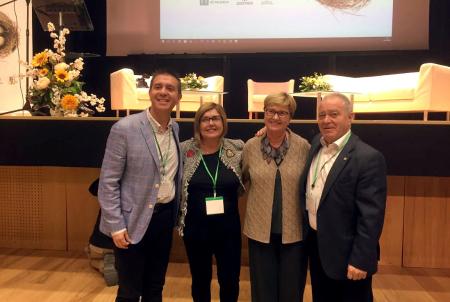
[150,69,182,95]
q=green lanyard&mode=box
[200,146,223,197]
[311,131,351,188]
[151,127,171,178]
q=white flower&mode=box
[47,22,55,31]
[35,77,50,90]
[54,62,69,71]
[96,104,105,112]
[68,70,80,81]
[72,58,84,71]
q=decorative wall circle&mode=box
[0,11,19,58]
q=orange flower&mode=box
[55,69,69,83]
[38,68,49,77]
[32,51,49,67]
[60,95,79,111]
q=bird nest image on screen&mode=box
[317,0,370,11]
[0,11,18,58]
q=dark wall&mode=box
[32,0,450,118]
[2,118,450,177]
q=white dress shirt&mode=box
[306,130,351,230]
[147,109,178,204]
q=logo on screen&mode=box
[200,0,209,5]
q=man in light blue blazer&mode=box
[98,69,183,302]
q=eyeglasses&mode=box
[200,115,222,123]
[265,109,290,118]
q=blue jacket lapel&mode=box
[138,112,161,169]
[319,134,356,206]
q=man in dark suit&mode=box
[300,92,387,302]
[98,69,183,302]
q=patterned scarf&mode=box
[260,134,290,166]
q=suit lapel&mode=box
[307,140,322,171]
[319,134,356,206]
[138,112,161,169]
[300,136,322,194]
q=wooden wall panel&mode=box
[2,166,449,269]
[379,176,405,266]
[0,166,66,250]
[403,177,450,268]
[65,168,101,251]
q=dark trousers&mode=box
[248,235,307,302]
[307,230,373,302]
[183,223,241,302]
[113,202,174,302]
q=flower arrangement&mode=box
[180,73,208,90]
[26,22,105,117]
[299,73,332,92]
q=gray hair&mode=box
[321,92,353,114]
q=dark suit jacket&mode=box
[300,133,387,280]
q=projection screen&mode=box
[106,0,429,56]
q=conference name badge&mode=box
[205,196,224,215]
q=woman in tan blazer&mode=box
[242,92,310,302]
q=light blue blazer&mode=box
[98,110,182,244]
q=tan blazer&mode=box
[242,130,310,244]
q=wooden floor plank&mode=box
[1,248,449,302]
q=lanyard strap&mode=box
[311,132,351,188]
[151,127,171,178]
[200,146,223,197]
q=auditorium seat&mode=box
[110,68,224,117]
[247,79,295,119]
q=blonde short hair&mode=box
[193,102,228,145]
[264,92,297,117]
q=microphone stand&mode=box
[25,0,30,98]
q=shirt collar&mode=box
[146,108,173,133]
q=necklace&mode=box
[260,134,289,166]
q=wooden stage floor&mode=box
[1,249,450,302]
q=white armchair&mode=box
[247,79,295,119]
[110,68,225,117]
